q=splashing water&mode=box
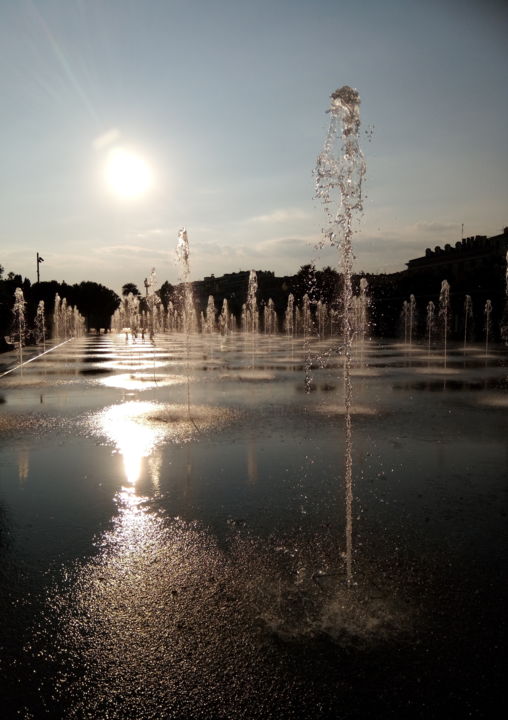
[302,292,314,393]
[315,86,366,237]
[205,296,217,334]
[439,280,450,368]
[506,250,508,297]
[502,252,508,345]
[145,268,158,341]
[176,228,197,335]
[264,299,277,335]
[245,270,259,333]
[316,300,328,339]
[484,299,493,356]
[315,86,366,587]
[129,293,141,338]
[35,300,46,349]
[285,294,295,337]
[358,278,369,318]
[219,299,233,335]
[401,295,416,347]
[426,300,435,358]
[53,294,61,339]
[61,298,69,338]
[408,294,416,347]
[12,287,26,367]
[176,228,197,424]
[401,300,409,345]
[355,278,369,366]
[464,295,473,350]
[302,294,312,339]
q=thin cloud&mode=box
[132,228,168,240]
[246,208,310,224]
[258,234,316,256]
[414,221,460,234]
[356,235,426,255]
[194,242,263,259]
[94,244,169,259]
[92,128,121,151]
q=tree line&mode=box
[0,266,120,350]
[1,258,507,348]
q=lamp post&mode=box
[36,252,44,283]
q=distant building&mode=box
[192,270,278,317]
[401,227,508,341]
[406,228,508,282]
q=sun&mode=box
[104,147,154,199]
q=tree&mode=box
[316,266,341,305]
[293,264,317,301]
[122,283,140,297]
[157,280,174,310]
[72,281,120,331]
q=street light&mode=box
[36,252,44,283]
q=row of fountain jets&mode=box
[109,268,370,341]
[8,290,86,364]
[402,280,496,352]
[5,270,499,358]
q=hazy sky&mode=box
[1,0,507,294]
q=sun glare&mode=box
[104,147,154,199]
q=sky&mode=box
[0,0,507,295]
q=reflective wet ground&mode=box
[0,334,506,718]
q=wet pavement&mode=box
[0,334,507,718]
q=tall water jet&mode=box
[53,294,61,339]
[463,295,473,350]
[284,293,295,337]
[61,298,69,339]
[155,302,164,335]
[294,306,302,335]
[72,306,85,338]
[176,227,197,424]
[408,294,416,347]
[176,228,197,335]
[145,268,157,341]
[484,299,493,356]
[401,295,416,347]
[301,292,314,393]
[315,86,366,586]
[12,288,26,367]
[264,299,277,335]
[205,296,217,334]
[439,280,450,368]
[243,270,259,369]
[166,301,176,333]
[501,251,508,345]
[356,277,369,365]
[401,300,409,345]
[316,300,328,338]
[219,299,231,336]
[245,270,259,333]
[302,293,312,339]
[34,300,46,350]
[426,300,435,358]
[129,293,140,338]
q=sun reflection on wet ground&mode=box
[98,372,184,391]
[97,401,167,485]
[92,399,239,462]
